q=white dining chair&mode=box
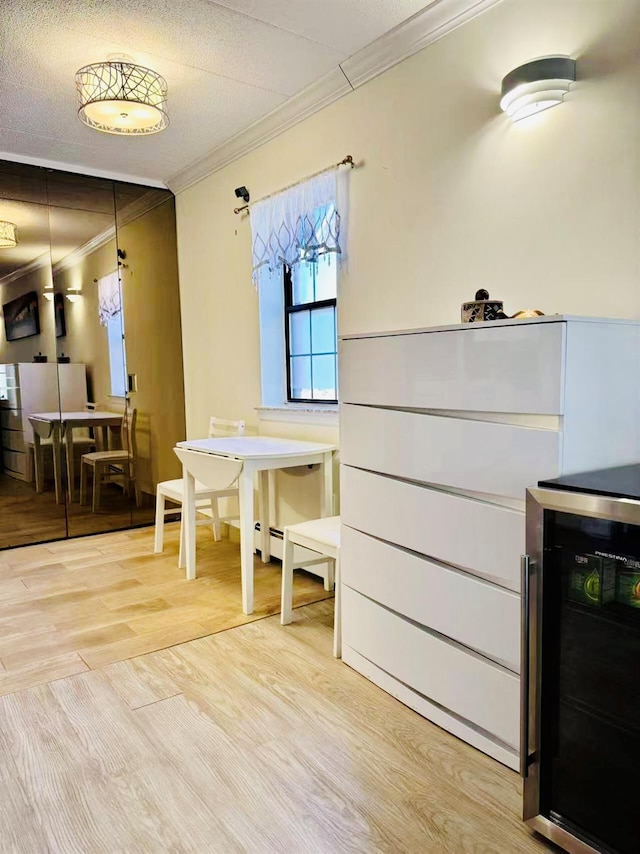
[173,447,244,580]
[154,417,245,562]
[281,515,341,658]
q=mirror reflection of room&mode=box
[0,162,185,549]
[48,172,132,536]
[0,165,65,548]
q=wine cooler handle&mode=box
[520,554,532,779]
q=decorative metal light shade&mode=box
[500,56,576,122]
[75,58,168,135]
[0,220,18,248]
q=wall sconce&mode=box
[500,56,576,122]
[43,287,54,301]
[66,287,82,303]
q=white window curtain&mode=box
[250,167,349,286]
[98,271,122,326]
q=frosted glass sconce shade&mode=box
[500,56,576,122]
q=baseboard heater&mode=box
[227,520,331,582]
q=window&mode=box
[284,255,337,402]
[253,183,344,411]
[98,271,127,398]
[106,311,127,398]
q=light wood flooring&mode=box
[0,523,331,696]
[0,472,156,550]
[0,598,553,853]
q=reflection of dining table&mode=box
[176,436,336,615]
[29,411,123,503]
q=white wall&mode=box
[175,0,640,524]
[0,264,56,365]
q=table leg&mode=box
[238,468,255,615]
[258,470,270,563]
[321,451,333,517]
[183,464,196,581]
[52,426,63,505]
[66,425,75,502]
[33,432,44,493]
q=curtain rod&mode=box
[233,155,355,215]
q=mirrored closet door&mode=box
[0,160,185,551]
[48,170,134,537]
[0,162,65,549]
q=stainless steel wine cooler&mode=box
[523,465,640,854]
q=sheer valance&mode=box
[98,271,122,326]
[250,168,347,286]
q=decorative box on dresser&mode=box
[339,315,640,771]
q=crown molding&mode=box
[0,253,51,287]
[168,0,503,194]
[0,190,167,286]
[52,189,166,274]
[340,0,503,88]
[167,67,352,194]
[52,226,117,276]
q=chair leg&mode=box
[80,460,87,506]
[211,498,221,542]
[281,531,295,625]
[92,463,101,513]
[178,513,186,570]
[134,477,142,508]
[154,490,166,553]
[324,558,334,592]
[333,551,341,659]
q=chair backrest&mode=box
[123,407,138,462]
[174,447,243,491]
[208,417,245,439]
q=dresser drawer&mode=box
[341,404,560,500]
[342,586,520,749]
[340,321,565,414]
[1,428,25,453]
[341,465,524,590]
[2,448,27,475]
[0,385,20,410]
[0,408,22,431]
[342,526,519,671]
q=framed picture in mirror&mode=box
[3,290,40,341]
[54,292,66,338]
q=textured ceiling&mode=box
[0,0,429,186]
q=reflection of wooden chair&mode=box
[80,408,140,512]
[28,429,96,487]
[154,417,245,563]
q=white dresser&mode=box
[339,316,640,770]
[0,362,88,481]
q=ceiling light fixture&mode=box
[75,54,168,135]
[500,56,576,122]
[0,220,18,248]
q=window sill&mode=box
[256,404,339,427]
